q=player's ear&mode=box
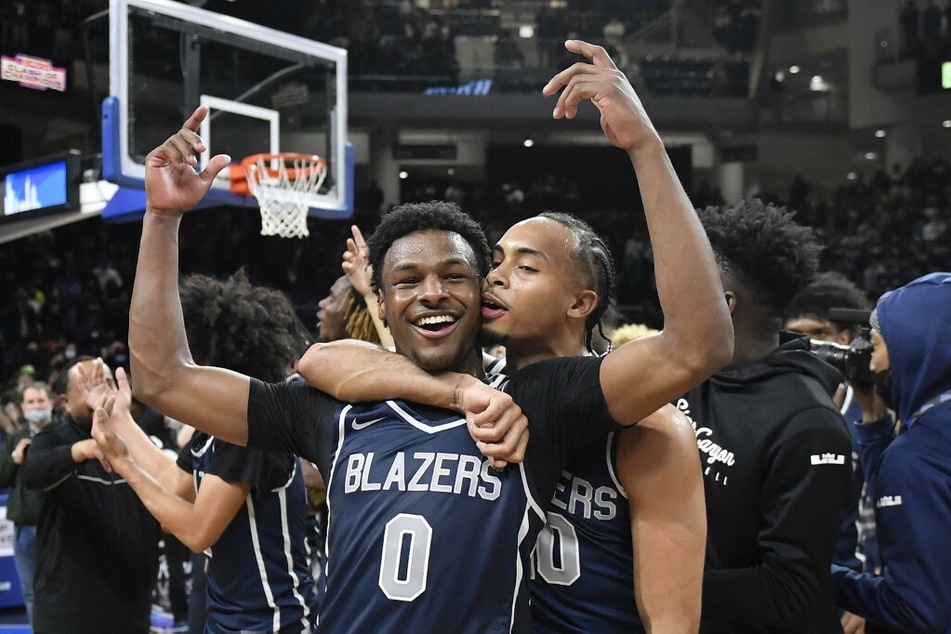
[724,291,737,314]
[567,289,598,320]
[377,289,388,329]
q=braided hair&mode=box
[538,212,617,355]
[340,286,382,344]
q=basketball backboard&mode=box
[102,0,351,221]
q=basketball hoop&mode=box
[236,153,327,239]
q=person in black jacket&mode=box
[19,357,160,634]
[682,200,855,633]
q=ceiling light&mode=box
[789,65,800,74]
[523,139,535,147]
[874,129,886,138]
[847,172,857,180]
[865,152,878,160]
[943,120,951,128]
[519,24,534,38]
[399,171,408,179]
[447,168,455,176]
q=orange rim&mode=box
[242,152,327,180]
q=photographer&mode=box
[831,272,951,633]
[785,272,880,578]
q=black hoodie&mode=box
[677,335,854,633]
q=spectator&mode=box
[685,200,855,632]
[832,272,951,633]
[0,381,53,626]
[19,357,161,634]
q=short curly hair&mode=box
[698,199,822,317]
[179,269,310,382]
[367,201,491,291]
[784,271,871,328]
[539,212,617,354]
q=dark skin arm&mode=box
[545,40,732,425]
[301,41,732,429]
[128,106,251,446]
[619,405,705,633]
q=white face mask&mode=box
[23,407,53,428]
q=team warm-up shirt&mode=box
[177,431,316,633]
[531,431,643,633]
[247,355,617,633]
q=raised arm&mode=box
[342,225,394,348]
[618,405,705,633]
[129,106,251,446]
[545,40,733,424]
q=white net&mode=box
[244,154,328,239]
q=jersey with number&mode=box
[246,355,617,633]
[177,432,316,633]
[531,432,644,632]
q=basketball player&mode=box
[125,40,730,631]
[83,270,317,633]
[300,43,716,631]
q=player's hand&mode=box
[144,105,231,216]
[840,611,866,634]
[77,357,114,412]
[91,395,133,474]
[342,225,374,298]
[11,438,31,465]
[458,383,529,468]
[543,40,657,152]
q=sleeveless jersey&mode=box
[531,432,644,632]
[317,398,546,632]
[181,433,316,633]
[247,356,617,633]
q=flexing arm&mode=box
[618,405,705,633]
[544,40,733,424]
[91,399,247,552]
[129,106,251,446]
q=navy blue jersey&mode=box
[247,355,618,633]
[531,432,644,633]
[177,432,316,633]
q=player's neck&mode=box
[505,336,586,372]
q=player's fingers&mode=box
[182,105,209,133]
[115,366,131,394]
[199,153,232,183]
[564,39,618,70]
[556,73,611,119]
[351,225,367,250]
[543,61,595,97]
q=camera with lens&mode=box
[808,308,875,384]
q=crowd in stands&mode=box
[3,155,947,395]
[0,0,758,98]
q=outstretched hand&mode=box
[458,382,529,469]
[77,359,135,431]
[144,105,232,215]
[342,224,373,297]
[543,40,656,152]
[91,394,132,474]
